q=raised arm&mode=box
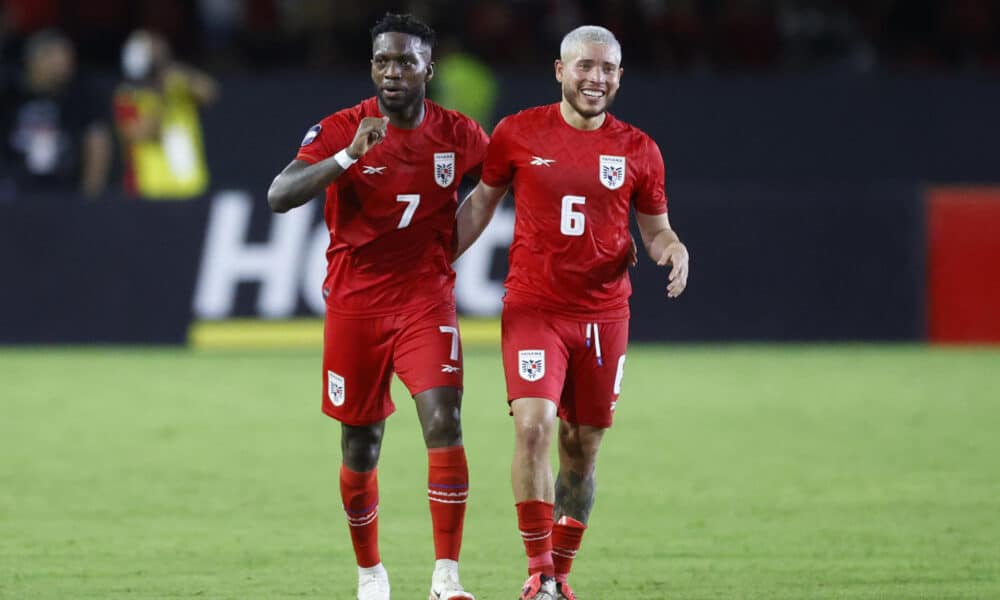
[636,210,689,298]
[267,116,388,213]
[454,180,508,260]
[168,64,219,105]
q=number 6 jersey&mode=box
[296,98,489,316]
[481,103,668,320]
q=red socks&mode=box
[340,465,380,568]
[427,446,470,560]
[552,516,587,583]
[516,500,555,576]
[341,447,468,568]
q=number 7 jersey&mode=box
[481,103,668,319]
[296,98,489,316]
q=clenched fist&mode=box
[347,116,390,159]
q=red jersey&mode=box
[296,98,489,316]
[481,103,668,319]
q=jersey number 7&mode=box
[397,194,420,229]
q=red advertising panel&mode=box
[928,187,1000,343]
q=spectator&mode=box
[0,29,112,202]
[112,29,217,200]
[431,39,499,130]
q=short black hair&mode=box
[370,13,436,48]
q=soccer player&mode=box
[267,14,486,600]
[454,25,690,600]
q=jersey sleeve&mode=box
[633,135,668,215]
[480,116,515,188]
[461,119,490,181]
[295,112,354,164]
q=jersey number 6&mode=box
[396,194,420,229]
[560,195,586,236]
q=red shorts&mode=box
[501,303,628,428]
[322,303,463,426]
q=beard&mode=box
[377,86,424,114]
[562,82,618,119]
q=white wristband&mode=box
[333,148,357,170]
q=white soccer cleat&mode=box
[357,563,390,600]
[429,559,475,600]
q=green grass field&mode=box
[2,344,999,599]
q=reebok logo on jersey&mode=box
[530,156,556,166]
[440,364,461,373]
[361,165,386,175]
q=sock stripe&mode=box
[347,513,378,527]
[346,507,379,527]
[428,482,469,490]
[428,488,469,497]
[344,500,379,516]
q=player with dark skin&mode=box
[269,32,463,472]
[268,18,480,599]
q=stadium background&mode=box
[2,1,999,598]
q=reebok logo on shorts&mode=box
[327,370,345,406]
[518,350,545,381]
[441,364,461,373]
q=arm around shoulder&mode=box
[454,180,508,260]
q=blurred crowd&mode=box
[2,0,998,203]
[1,27,215,202]
[2,0,999,74]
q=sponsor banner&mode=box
[189,189,515,321]
[2,182,926,344]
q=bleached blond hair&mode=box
[559,25,622,64]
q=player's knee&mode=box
[560,425,603,469]
[422,406,462,448]
[342,425,384,471]
[515,419,553,453]
[559,424,582,455]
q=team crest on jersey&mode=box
[300,124,321,146]
[327,370,345,407]
[599,155,626,190]
[434,152,455,187]
[518,350,545,382]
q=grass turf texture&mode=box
[2,345,998,599]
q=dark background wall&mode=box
[3,74,997,343]
[203,73,1000,189]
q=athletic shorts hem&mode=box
[507,394,560,405]
[410,383,465,398]
[321,404,396,427]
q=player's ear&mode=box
[425,60,434,83]
[554,59,564,83]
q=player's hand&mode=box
[658,241,689,298]
[347,116,389,159]
[628,236,639,267]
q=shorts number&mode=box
[560,195,586,236]
[439,326,459,360]
[396,194,420,229]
